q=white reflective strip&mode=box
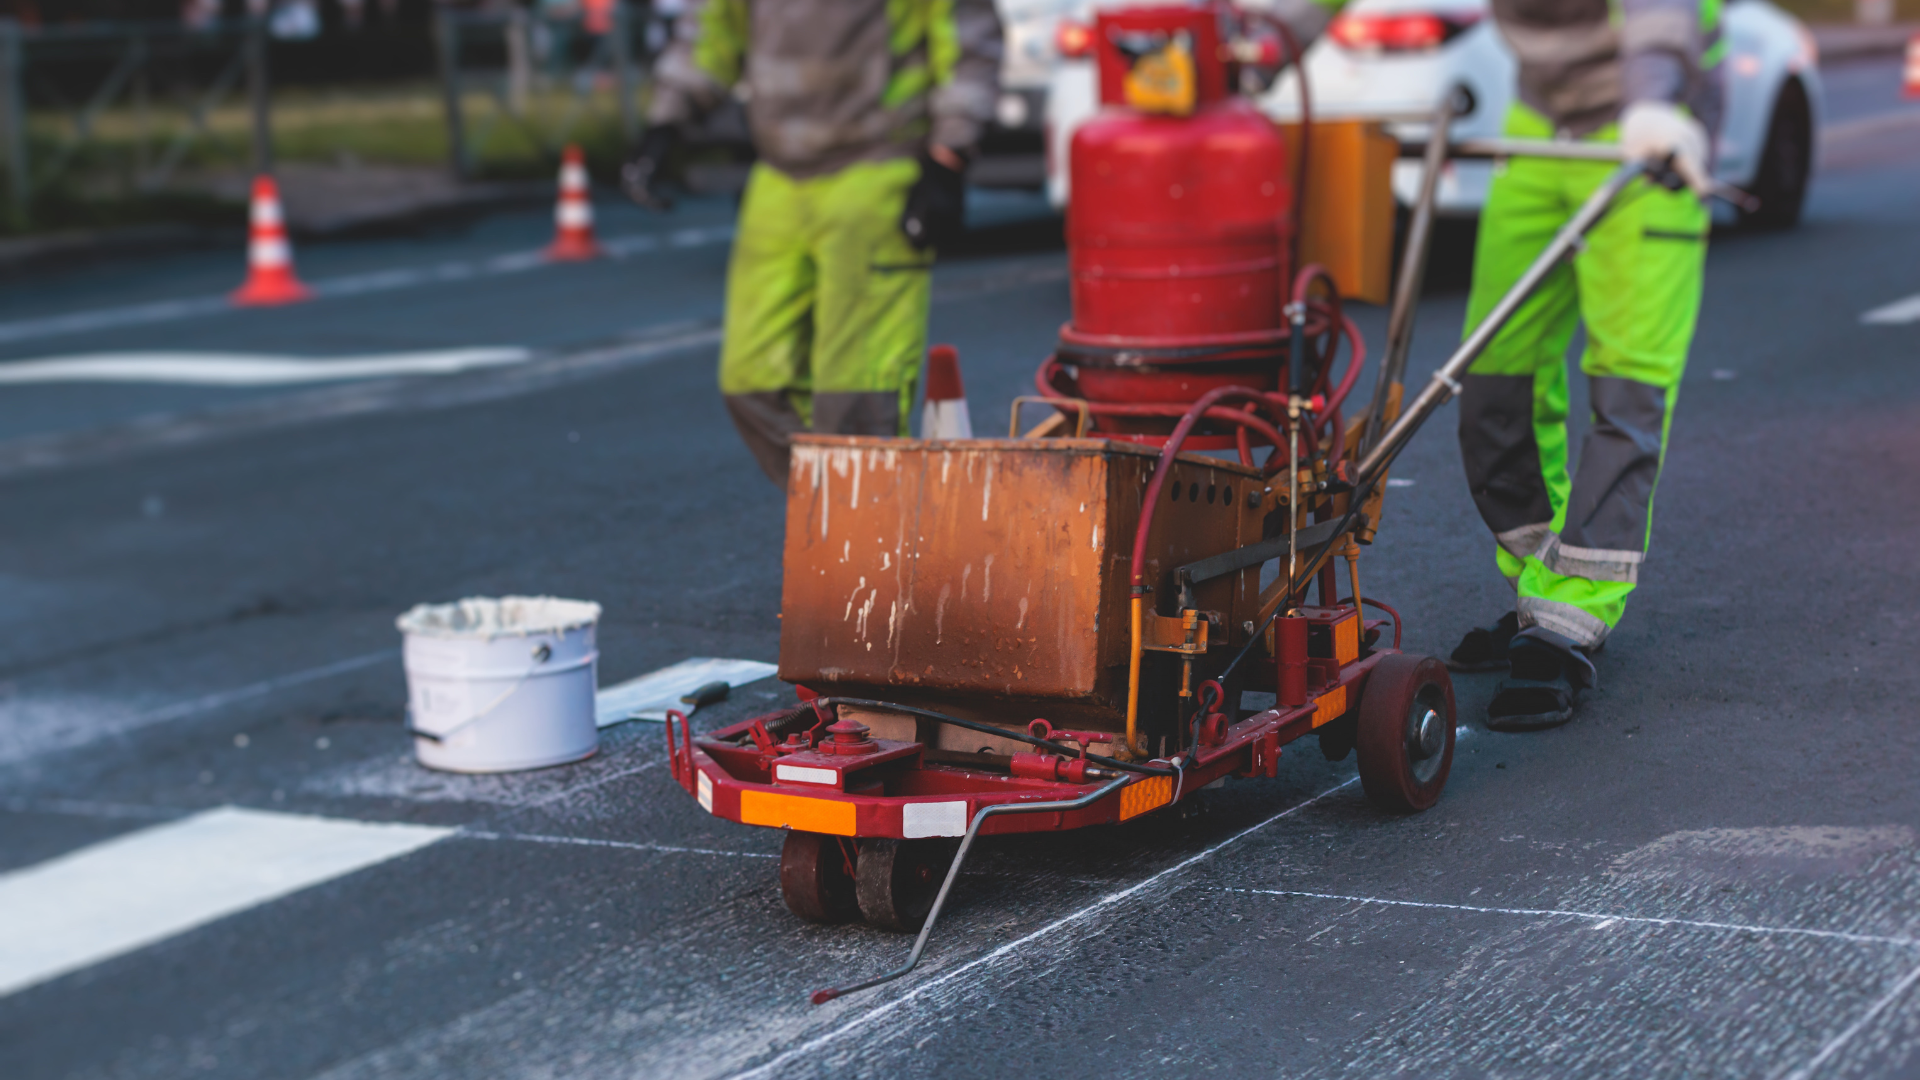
[561,163,588,189]
[697,771,714,812]
[250,238,290,268]
[251,200,283,228]
[0,807,449,998]
[774,764,838,786]
[1516,596,1610,648]
[557,202,592,229]
[902,800,968,838]
[921,399,974,440]
[1495,523,1554,562]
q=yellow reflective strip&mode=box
[739,790,858,835]
[1335,616,1359,664]
[1119,776,1174,821]
[1312,685,1349,728]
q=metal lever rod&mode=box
[810,774,1131,1005]
[1354,161,1645,488]
[1398,136,1758,210]
[1361,91,1458,456]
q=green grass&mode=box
[5,80,636,233]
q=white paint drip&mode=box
[1016,596,1028,631]
[981,457,994,521]
[935,583,951,645]
[726,777,1361,1080]
[982,554,994,602]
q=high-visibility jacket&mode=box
[646,0,1003,180]
[1490,0,1723,137]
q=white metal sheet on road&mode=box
[0,348,532,385]
[0,806,450,998]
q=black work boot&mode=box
[1448,611,1519,672]
[1486,627,1597,732]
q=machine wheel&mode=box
[780,831,859,924]
[855,837,958,932]
[1355,653,1456,813]
[1740,78,1812,231]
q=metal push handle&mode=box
[1353,160,1645,489]
[809,774,1131,1005]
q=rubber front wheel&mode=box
[855,837,957,932]
[1355,653,1456,813]
[780,831,859,924]
[1740,78,1812,231]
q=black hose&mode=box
[813,697,1177,777]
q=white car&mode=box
[1046,0,1821,228]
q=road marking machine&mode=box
[658,3,1729,1002]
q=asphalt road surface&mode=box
[4,56,1920,1080]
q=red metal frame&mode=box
[670,628,1393,840]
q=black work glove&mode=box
[899,150,966,251]
[621,126,682,211]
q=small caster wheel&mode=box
[1355,653,1456,813]
[780,831,859,923]
[855,837,957,932]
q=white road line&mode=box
[0,225,735,348]
[1861,293,1920,325]
[0,348,532,386]
[0,806,449,998]
[727,776,1361,1080]
[1223,887,1920,949]
[1784,958,1920,1080]
[462,830,776,859]
[0,649,397,767]
[126,649,396,730]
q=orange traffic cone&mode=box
[1905,33,1920,99]
[547,145,603,261]
[231,175,311,307]
[921,344,973,439]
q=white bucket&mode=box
[396,596,602,773]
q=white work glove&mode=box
[1619,101,1712,196]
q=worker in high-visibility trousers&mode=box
[622,0,1003,484]
[1448,0,1721,728]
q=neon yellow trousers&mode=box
[719,157,932,483]
[1457,107,1708,647]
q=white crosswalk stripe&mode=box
[0,807,450,998]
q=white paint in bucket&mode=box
[396,596,602,773]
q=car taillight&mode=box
[1055,19,1094,59]
[1328,12,1480,53]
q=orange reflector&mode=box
[1118,775,1174,820]
[740,790,857,835]
[1335,614,1360,664]
[1312,685,1349,728]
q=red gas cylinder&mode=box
[1051,4,1293,441]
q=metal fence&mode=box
[0,17,279,228]
[432,2,652,179]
